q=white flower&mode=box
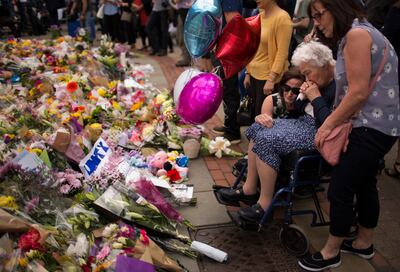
[384,63,392,73]
[388,88,395,99]
[371,44,378,54]
[372,108,383,119]
[362,119,368,124]
[78,28,86,37]
[112,242,123,249]
[66,233,89,257]
[391,128,398,136]
[208,137,232,159]
[372,91,378,96]
[102,223,118,238]
[343,85,349,93]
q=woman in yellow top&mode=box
[244,0,293,119]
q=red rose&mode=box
[18,228,44,252]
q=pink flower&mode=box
[96,245,111,261]
[69,178,82,189]
[60,184,71,194]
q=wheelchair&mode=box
[213,149,331,257]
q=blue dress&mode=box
[245,80,336,171]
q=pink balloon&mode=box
[177,73,223,124]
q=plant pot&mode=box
[183,139,201,159]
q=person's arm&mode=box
[80,0,88,20]
[293,17,310,29]
[261,95,274,116]
[315,28,372,147]
[255,95,274,127]
[221,0,241,23]
[269,16,293,82]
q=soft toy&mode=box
[148,151,189,183]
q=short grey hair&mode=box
[291,41,336,68]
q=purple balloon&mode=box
[177,73,223,124]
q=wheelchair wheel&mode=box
[279,224,309,257]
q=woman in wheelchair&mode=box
[219,41,336,221]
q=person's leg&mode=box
[176,8,191,66]
[111,13,121,42]
[87,16,96,42]
[385,138,400,177]
[222,74,241,140]
[103,14,112,39]
[255,157,278,209]
[147,11,160,54]
[242,141,259,195]
[158,10,169,55]
[321,128,397,259]
[248,76,266,120]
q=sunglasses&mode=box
[311,9,327,21]
[282,84,300,95]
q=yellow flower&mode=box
[155,93,168,104]
[97,88,106,97]
[46,98,53,105]
[81,51,88,57]
[28,88,37,97]
[30,148,42,155]
[19,258,28,267]
[0,196,19,210]
[112,101,122,111]
[22,40,31,47]
[71,112,81,118]
[108,81,117,89]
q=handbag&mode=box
[319,41,389,166]
[236,95,253,126]
[121,11,132,22]
[96,4,104,19]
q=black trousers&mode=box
[328,127,397,237]
[222,74,241,136]
[147,10,169,52]
[248,75,266,120]
[103,13,120,41]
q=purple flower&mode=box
[24,197,40,214]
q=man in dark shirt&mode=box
[211,0,242,144]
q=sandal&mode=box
[385,161,400,178]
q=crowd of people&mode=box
[1,0,399,271]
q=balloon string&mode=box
[212,65,222,76]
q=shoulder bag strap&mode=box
[368,40,389,92]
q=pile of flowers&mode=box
[0,33,241,271]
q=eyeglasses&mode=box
[311,9,327,21]
[282,85,300,95]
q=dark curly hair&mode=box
[277,68,305,97]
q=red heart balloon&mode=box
[215,14,261,79]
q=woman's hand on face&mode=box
[244,74,251,89]
[255,114,273,128]
[300,81,321,101]
[315,120,334,149]
[263,80,274,95]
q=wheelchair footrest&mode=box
[213,185,241,207]
[227,210,259,231]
